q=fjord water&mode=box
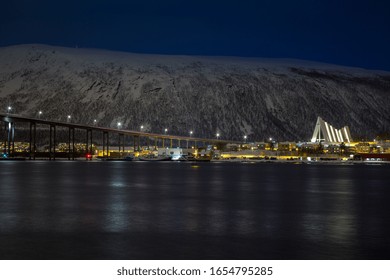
[0,161,389,259]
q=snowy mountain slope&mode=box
[0,44,389,141]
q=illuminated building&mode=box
[311,116,352,143]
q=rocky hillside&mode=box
[0,44,389,141]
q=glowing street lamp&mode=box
[244,135,247,143]
[190,131,193,137]
[117,122,122,129]
[38,111,43,118]
[140,125,144,131]
[67,115,71,123]
[93,119,97,125]
[164,128,168,135]
[7,106,12,114]
[216,133,220,140]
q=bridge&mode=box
[1,113,241,160]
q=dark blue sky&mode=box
[1,0,390,70]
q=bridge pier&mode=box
[11,122,15,156]
[86,129,93,160]
[5,122,16,157]
[68,127,75,160]
[118,133,124,155]
[102,131,109,158]
[49,125,56,160]
[29,122,36,160]
[6,122,11,156]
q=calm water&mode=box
[0,161,389,260]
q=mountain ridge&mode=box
[0,44,389,141]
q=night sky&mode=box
[1,0,390,71]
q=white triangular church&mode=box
[311,117,352,143]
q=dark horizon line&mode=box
[1,42,390,73]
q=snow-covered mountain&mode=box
[0,44,389,141]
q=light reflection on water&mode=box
[0,161,389,259]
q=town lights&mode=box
[190,131,193,136]
[7,106,12,114]
[140,125,144,131]
[38,111,43,118]
[117,122,122,129]
[216,133,220,140]
[67,115,71,123]
[164,128,168,134]
[244,135,247,143]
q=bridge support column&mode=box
[118,133,124,156]
[2,122,6,155]
[72,128,75,160]
[11,122,15,156]
[86,129,93,160]
[6,122,11,156]
[68,127,72,160]
[119,134,124,154]
[29,122,36,160]
[103,131,109,158]
[68,127,75,160]
[102,132,105,157]
[49,125,52,160]
[49,125,56,160]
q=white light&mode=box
[344,127,350,143]
[67,115,71,119]
[190,131,193,135]
[329,125,337,143]
[140,125,144,129]
[244,135,247,139]
[324,121,331,142]
[39,111,42,115]
[7,106,11,111]
[269,137,272,141]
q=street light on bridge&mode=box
[7,106,12,114]
[244,135,247,143]
[140,125,144,131]
[164,128,168,135]
[38,111,43,119]
[117,122,122,129]
[67,115,71,123]
[190,131,193,137]
[216,133,220,140]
